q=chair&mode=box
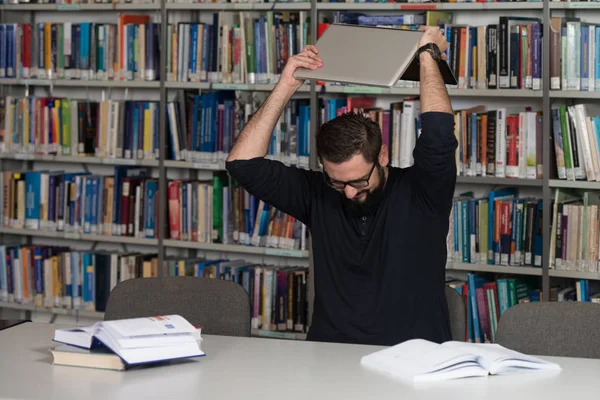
[495,301,600,359]
[104,276,252,337]
[445,286,467,342]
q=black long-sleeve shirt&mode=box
[225,111,458,346]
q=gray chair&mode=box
[445,286,467,342]
[104,276,252,337]
[495,301,600,359]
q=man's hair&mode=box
[316,112,382,164]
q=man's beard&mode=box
[342,166,386,216]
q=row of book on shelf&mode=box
[446,184,600,273]
[0,245,310,333]
[1,11,596,92]
[550,188,600,273]
[0,91,311,168]
[551,103,600,182]
[0,90,547,181]
[0,166,309,250]
[448,273,600,345]
[446,187,543,267]
[322,95,543,180]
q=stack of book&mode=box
[52,315,204,371]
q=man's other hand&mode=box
[278,45,323,92]
[418,26,449,61]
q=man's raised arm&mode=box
[408,27,458,217]
[225,46,323,225]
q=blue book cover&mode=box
[201,24,210,81]
[82,252,94,309]
[71,252,80,305]
[6,24,14,78]
[0,24,6,77]
[96,176,104,235]
[25,172,41,230]
[34,247,43,302]
[467,273,485,343]
[488,188,517,264]
[84,176,93,234]
[145,180,157,238]
[581,25,590,92]
[79,22,90,73]
[0,246,7,302]
[190,24,198,79]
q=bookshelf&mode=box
[1,0,599,342]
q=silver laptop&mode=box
[293,24,457,88]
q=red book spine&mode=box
[168,181,181,240]
[22,24,31,78]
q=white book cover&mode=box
[495,109,507,178]
[574,104,596,181]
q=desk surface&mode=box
[1,323,599,400]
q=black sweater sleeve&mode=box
[225,157,320,226]
[407,111,458,217]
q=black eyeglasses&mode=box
[323,163,377,190]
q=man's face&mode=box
[322,153,387,215]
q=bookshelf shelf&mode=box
[251,329,307,340]
[0,3,160,11]
[316,2,544,11]
[322,85,543,98]
[164,160,225,170]
[549,91,600,99]
[455,176,543,187]
[549,269,600,281]
[0,227,159,246]
[548,179,600,190]
[549,2,600,9]
[0,154,160,167]
[0,228,309,258]
[0,78,160,89]
[166,2,311,11]
[163,239,310,259]
[0,301,104,319]
[164,81,312,92]
[447,263,543,277]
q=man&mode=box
[225,27,457,346]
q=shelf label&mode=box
[399,4,436,10]
[343,86,383,94]
[233,3,253,9]
[569,2,600,7]
[193,162,222,170]
[64,233,80,240]
[265,248,304,258]
[103,158,137,165]
[57,4,81,10]
[212,83,249,91]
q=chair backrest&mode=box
[495,301,600,359]
[104,277,251,337]
[445,286,466,342]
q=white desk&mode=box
[0,322,599,400]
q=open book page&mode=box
[442,342,562,375]
[360,339,487,382]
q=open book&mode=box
[53,315,204,367]
[360,339,561,383]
